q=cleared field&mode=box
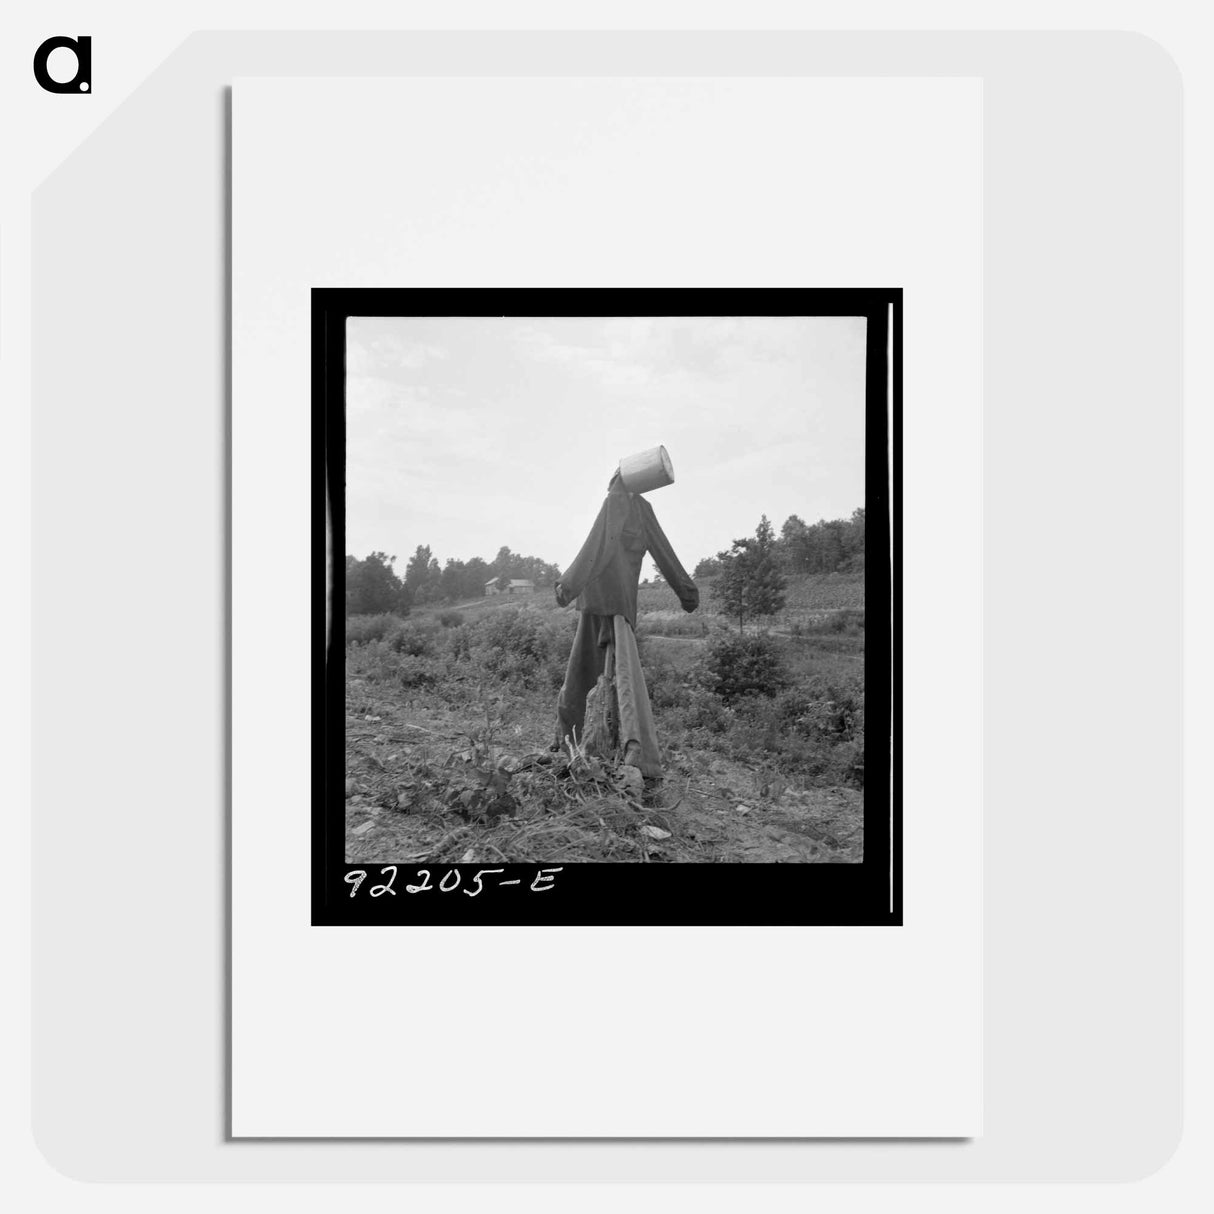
[640,571,863,615]
[342,572,866,865]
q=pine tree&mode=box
[712,516,788,633]
[750,514,788,623]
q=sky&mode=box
[345,314,867,578]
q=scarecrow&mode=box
[554,446,699,778]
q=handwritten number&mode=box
[350,866,561,899]
[406,869,433,894]
[370,865,397,897]
[464,868,504,897]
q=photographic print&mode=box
[314,287,899,926]
[234,75,980,1136]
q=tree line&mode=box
[694,508,865,581]
[346,545,562,615]
[347,506,863,622]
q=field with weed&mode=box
[342,574,866,865]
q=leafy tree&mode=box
[345,551,407,616]
[818,518,846,573]
[842,507,866,571]
[714,538,757,632]
[515,554,561,586]
[464,556,491,597]
[778,508,864,574]
[440,558,469,603]
[693,555,722,580]
[779,514,811,573]
[404,544,442,605]
[491,546,517,579]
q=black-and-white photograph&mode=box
[314,288,898,926]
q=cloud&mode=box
[509,315,834,401]
[346,327,449,378]
[511,322,655,391]
[345,373,518,503]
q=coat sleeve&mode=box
[556,494,626,605]
[641,500,699,612]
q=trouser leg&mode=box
[555,613,607,749]
[612,616,663,778]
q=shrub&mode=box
[642,655,690,711]
[827,608,864,634]
[445,623,475,661]
[346,613,404,646]
[461,608,570,690]
[681,685,733,733]
[345,638,401,683]
[398,654,443,688]
[767,687,819,736]
[437,609,464,628]
[388,619,439,657]
[706,677,864,787]
[703,633,789,705]
[798,674,865,740]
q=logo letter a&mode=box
[33,36,91,94]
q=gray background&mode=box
[32,31,1181,1181]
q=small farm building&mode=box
[484,579,535,596]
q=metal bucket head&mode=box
[618,445,675,494]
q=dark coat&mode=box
[555,485,698,626]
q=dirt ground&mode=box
[344,669,864,866]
